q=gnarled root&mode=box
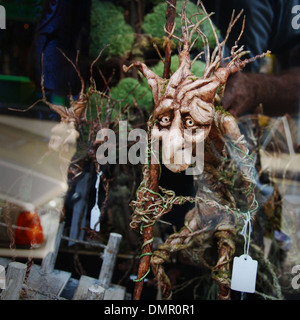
[211,227,236,300]
[151,230,195,299]
[151,209,200,299]
[151,247,172,299]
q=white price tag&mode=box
[231,254,258,293]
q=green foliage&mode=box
[89,77,154,122]
[110,77,154,113]
[142,0,219,51]
[215,106,232,117]
[150,55,206,78]
[90,1,135,59]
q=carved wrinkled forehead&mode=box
[154,73,218,122]
[181,94,215,123]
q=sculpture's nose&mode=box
[161,110,192,172]
[168,109,185,152]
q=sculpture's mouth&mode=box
[162,147,193,173]
[164,163,191,173]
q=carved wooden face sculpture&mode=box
[124,47,241,172]
[123,6,268,173]
[151,50,218,172]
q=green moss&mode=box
[151,54,206,78]
[142,0,220,51]
[160,79,169,95]
[215,106,232,117]
[90,1,135,59]
[110,78,154,113]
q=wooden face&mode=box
[152,89,215,172]
[147,53,222,171]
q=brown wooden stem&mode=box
[163,0,177,79]
[133,164,160,300]
[133,0,176,300]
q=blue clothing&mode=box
[202,0,300,71]
[32,0,91,96]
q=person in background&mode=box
[30,0,91,97]
[201,0,300,118]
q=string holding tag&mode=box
[231,211,258,295]
[240,211,252,258]
[90,171,103,232]
[95,171,102,203]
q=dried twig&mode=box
[132,0,177,301]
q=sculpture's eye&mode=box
[184,117,195,128]
[160,115,171,127]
